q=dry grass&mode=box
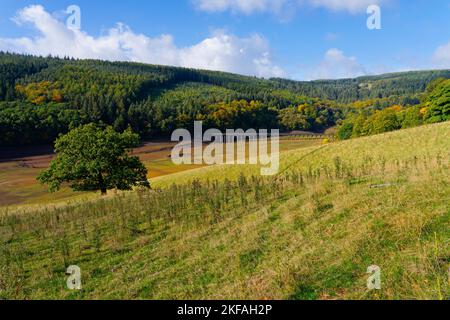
[0,123,449,300]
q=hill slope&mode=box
[1,122,449,300]
[2,52,449,104]
[1,52,450,146]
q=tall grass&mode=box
[0,122,449,299]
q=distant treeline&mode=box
[0,52,449,146]
[270,70,450,103]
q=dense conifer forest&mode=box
[1,52,449,146]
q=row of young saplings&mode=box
[1,152,447,240]
[0,152,448,295]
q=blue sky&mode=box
[0,0,449,80]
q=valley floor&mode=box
[0,138,321,208]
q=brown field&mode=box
[0,137,322,208]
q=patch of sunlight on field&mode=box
[151,139,322,187]
[154,122,450,188]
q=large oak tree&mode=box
[38,124,150,195]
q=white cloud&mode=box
[180,32,285,77]
[307,0,385,13]
[193,0,386,14]
[193,0,289,14]
[306,48,367,80]
[432,41,450,68]
[0,5,284,78]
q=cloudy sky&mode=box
[0,0,449,80]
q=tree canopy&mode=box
[0,52,450,145]
[422,78,450,123]
[1,52,449,146]
[37,124,150,195]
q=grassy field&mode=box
[0,123,449,300]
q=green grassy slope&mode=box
[0,122,449,300]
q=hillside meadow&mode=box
[0,122,449,300]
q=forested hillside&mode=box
[272,70,450,102]
[0,52,449,146]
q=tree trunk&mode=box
[99,173,107,196]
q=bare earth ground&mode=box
[0,138,322,207]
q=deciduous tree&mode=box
[38,124,150,195]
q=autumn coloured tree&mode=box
[1,52,450,146]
